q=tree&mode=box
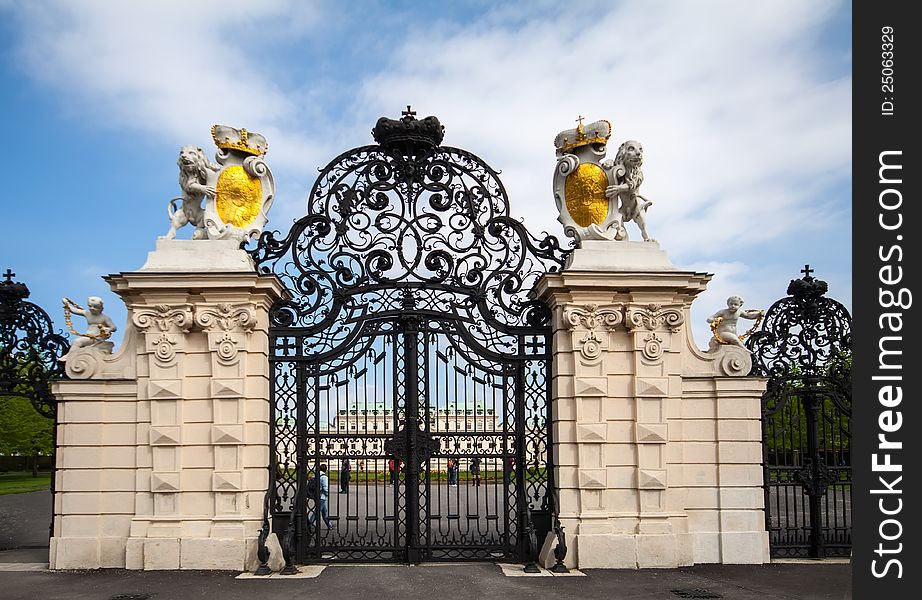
[0,394,54,476]
[762,346,851,462]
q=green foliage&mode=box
[763,346,852,457]
[286,468,525,483]
[0,394,54,457]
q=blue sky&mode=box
[0,0,851,349]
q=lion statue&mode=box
[160,145,220,240]
[604,140,654,242]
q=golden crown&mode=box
[211,125,268,156]
[554,117,612,155]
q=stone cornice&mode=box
[535,270,712,307]
[105,271,290,303]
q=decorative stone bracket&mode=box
[131,305,194,366]
[563,303,624,360]
[194,303,257,333]
[131,302,256,334]
[563,302,686,361]
[624,303,684,333]
[125,302,258,365]
[195,303,257,366]
[132,304,195,333]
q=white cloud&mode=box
[10,0,329,173]
[4,0,851,322]
[356,0,851,262]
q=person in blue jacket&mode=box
[308,464,333,529]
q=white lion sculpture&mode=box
[160,145,221,240]
[604,140,654,242]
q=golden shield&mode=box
[215,165,263,228]
[564,163,609,227]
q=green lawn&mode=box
[287,468,547,484]
[0,471,51,495]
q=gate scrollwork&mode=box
[0,269,69,418]
[747,265,852,558]
[249,110,568,359]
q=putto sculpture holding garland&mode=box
[61,296,117,356]
[706,295,763,352]
[160,125,275,242]
[553,117,654,245]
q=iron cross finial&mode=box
[801,264,814,279]
[2,268,14,283]
[402,105,417,119]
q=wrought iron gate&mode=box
[0,269,69,540]
[0,269,68,419]
[747,266,851,558]
[250,110,567,564]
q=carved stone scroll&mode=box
[563,303,624,360]
[195,303,257,366]
[624,303,684,333]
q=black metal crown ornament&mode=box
[372,105,445,155]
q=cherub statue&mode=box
[62,296,117,352]
[707,295,763,352]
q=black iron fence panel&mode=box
[748,266,852,558]
[251,111,567,565]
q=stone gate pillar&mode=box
[535,242,770,568]
[50,240,285,570]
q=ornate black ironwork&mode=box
[254,489,273,575]
[250,110,567,564]
[279,482,301,575]
[549,488,569,573]
[522,505,540,573]
[0,269,69,418]
[384,427,440,467]
[747,265,851,558]
[794,458,838,498]
[749,266,851,381]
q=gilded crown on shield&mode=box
[554,118,612,156]
[211,125,268,156]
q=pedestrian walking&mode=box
[504,456,515,485]
[388,458,396,485]
[307,464,333,529]
[470,456,481,487]
[340,458,351,493]
[448,457,460,486]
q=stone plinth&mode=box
[139,239,257,273]
[564,240,677,272]
[535,253,769,569]
[50,241,285,570]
